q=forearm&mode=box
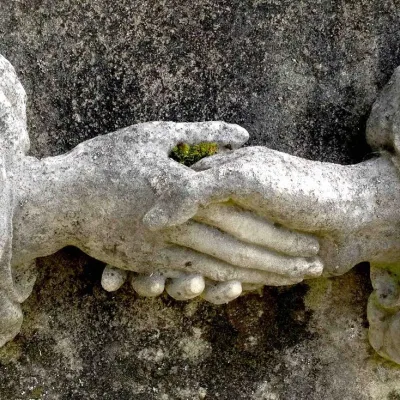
[277,155,396,233]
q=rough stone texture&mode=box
[1,0,400,399]
[3,0,400,164]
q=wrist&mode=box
[353,155,400,227]
[9,155,79,266]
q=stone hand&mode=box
[171,66,400,279]
[11,121,247,267]
[182,146,400,277]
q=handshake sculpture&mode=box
[2,54,400,364]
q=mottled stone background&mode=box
[1,1,400,399]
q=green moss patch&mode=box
[170,142,218,166]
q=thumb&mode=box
[143,175,201,231]
[143,122,249,230]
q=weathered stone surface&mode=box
[2,0,400,399]
[4,256,397,400]
[2,0,400,164]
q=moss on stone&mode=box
[304,278,332,311]
[30,386,44,399]
[0,341,22,364]
[170,142,218,166]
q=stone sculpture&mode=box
[2,53,400,364]
[0,54,322,347]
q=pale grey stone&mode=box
[101,265,127,292]
[130,273,166,298]
[165,274,205,301]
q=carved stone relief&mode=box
[2,53,400,364]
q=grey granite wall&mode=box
[1,1,400,399]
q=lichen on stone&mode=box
[170,142,218,166]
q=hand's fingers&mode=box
[131,273,166,297]
[194,202,319,257]
[167,221,323,278]
[156,246,304,286]
[202,280,242,304]
[129,271,206,301]
[165,274,205,300]
[101,265,127,292]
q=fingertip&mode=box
[224,281,242,298]
[236,125,250,147]
[131,274,166,297]
[222,122,249,149]
[214,122,249,149]
[166,274,205,300]
[202,280,242,305]
[187,275,206,296]
[305,257,324,278]
[101,265,127,292]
